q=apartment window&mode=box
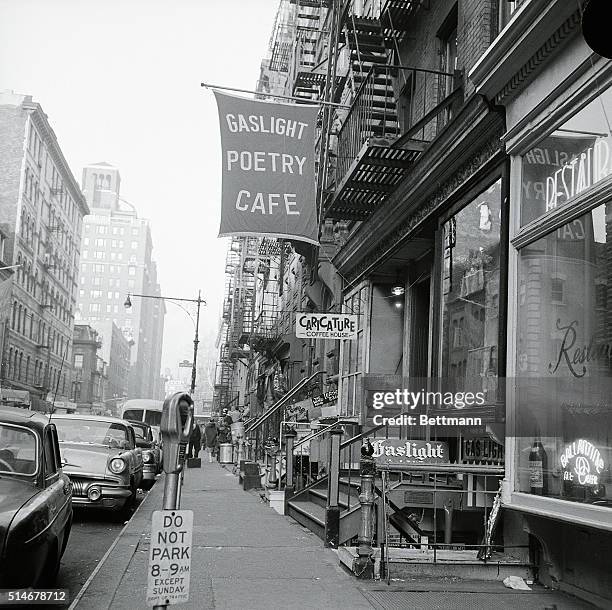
[74,354,83,369]
[131,241,138,249]
[92,277,101,286]
[90,290,102,298]
[95,264,104,273]
[132,228,139,236]
[95,238,105,247]
[439,5,458,96]
[79,289,85,298]
[83,237,90,246]
[89,303,100,313]
[496,0,523,35]
[96,226,108,234]
[107,291,114,299]
[128,279,135,289]
[128,266,136,276]
[94,251,105,260]
[550,277,565,304]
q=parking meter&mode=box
[160,392,193,474]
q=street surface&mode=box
[55,490,147,607]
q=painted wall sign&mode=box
[214,91,319,245]
[296,313,358,339]
[372,439,448,466]
[559,439,605,486]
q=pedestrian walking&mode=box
[203,418,218,463]
[188,422,201,459]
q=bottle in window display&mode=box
[529,434,547,495]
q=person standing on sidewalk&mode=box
[188,422,201,459]
[203,418,218,462]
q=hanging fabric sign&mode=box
[214,91,319,245]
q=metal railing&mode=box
[333,64,457,187]
[244,371,325,461]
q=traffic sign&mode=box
[146,510,193,606]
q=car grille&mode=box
[71,479,89,497]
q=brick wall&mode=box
[396,0,497,100]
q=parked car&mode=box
[128,420,162,489]
[53,414,143,520]
[0,406,72,587]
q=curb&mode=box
[68,478,164,610]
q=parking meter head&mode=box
[161,392,194,473]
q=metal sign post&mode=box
[147,392,194,609]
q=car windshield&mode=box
[144,411,162,427]
[131,424,148,440]
[55,419,130,449]
[0,424,37,476]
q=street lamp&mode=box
[124,290,205,395]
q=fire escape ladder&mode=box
[323,3,457,221]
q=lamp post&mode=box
[124,290,205,396]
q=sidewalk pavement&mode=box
[72,460,596,610]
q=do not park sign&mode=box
[146,510,193,606]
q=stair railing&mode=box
[245,371,324,461]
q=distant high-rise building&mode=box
[0,91,89,410]
[93,319,130,410]
[77,162,165,400]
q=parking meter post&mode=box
[159,391,194,508]
[154,392,194,610]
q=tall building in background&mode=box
[77,162,165,400]
[0,91,89,411]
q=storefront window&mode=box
[515,204,612,507]
[521,86,612,226]
[339,284,369,417]
[440,179,502,397]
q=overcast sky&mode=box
[0,0,279,372]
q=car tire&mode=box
[141,480,154,491]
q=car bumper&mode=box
[142,465,158,480]
[70,478,132,510]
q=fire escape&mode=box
[322,0,462,221]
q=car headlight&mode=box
[142,451,152,463]
[109,457,127,474]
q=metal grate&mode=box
[360,589,590,610]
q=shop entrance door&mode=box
[409,275,431,378]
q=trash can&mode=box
[219,443,233,464]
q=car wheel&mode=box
[141,480,154,491]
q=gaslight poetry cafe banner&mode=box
[214,90,319,245]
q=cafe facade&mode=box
[470,0,612,604]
